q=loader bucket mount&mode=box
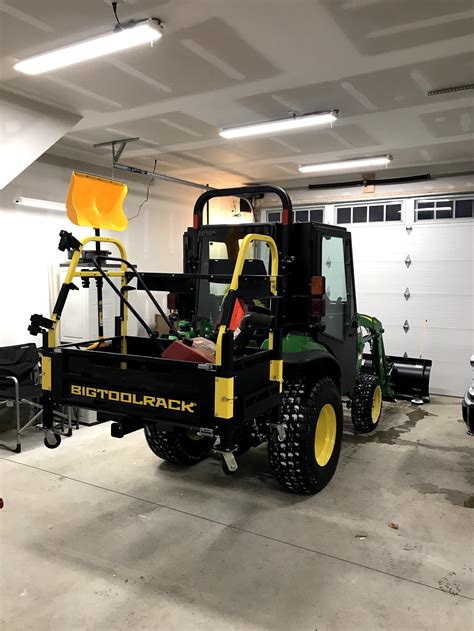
[357,313,432,402]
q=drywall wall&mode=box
[0,158,91,347]
[208,196,255,224]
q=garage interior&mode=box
[0,1,473,629]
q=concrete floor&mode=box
[0,396,472,630]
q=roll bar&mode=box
[193,185,293,229]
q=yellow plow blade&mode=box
[66,171,128,231]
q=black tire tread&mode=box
[351,373,382,433]
[268,376,342,494]
[144,423,214,465]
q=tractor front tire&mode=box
[351,373,383,433]
[268,377,343,494]
[144,423,214,465]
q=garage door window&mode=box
[415,198,473,221]
[337,202,402,224]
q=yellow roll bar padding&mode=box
[215,233,279,367]
[270,359,283,392]
[214,377,235,419]
[228,233,279,295]
[41,356,52,391]
[215,324,227,367]
[47,236,129,352]
[66,171,128,231]
[214,234,280,417]
[267,331,283,391]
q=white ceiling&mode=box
[1,0,473,187]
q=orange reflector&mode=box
[311,275,326,296]
[229,298,245,331]
[66,171,128,231]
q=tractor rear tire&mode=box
[268,376,343,494]
[351,373,382,433]
[144,423,214,465]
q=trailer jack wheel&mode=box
[271,424,286,443]
[44,431,61,449]
[220,452,238,475]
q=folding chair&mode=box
[0,343,72,453]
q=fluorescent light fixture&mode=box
[299,154,393,174]
[220,111,338,139]
[14,197,66,211]
[13,19,162,75]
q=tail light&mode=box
[311,297,325,318]
[310,276,325,319]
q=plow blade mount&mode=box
[66,171,128,231]
[363,354,432,402]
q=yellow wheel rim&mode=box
[371,385,382,424]
[314,404,337,467]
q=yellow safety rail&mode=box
[215,233,279,366]
[214,233,281,419]
[46,236,129,351]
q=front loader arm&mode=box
[357,314,395,399]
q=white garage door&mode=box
[341,197,473,397]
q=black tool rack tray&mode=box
[49,335,280,433]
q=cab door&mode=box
[318,230,358,394]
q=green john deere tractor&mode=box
[30,184,432,495]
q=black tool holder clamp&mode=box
[58,230,81,253]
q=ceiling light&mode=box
[299,155,393,174]
[220,111,338,139]
[14,197,66,211]
[13,19,162,75]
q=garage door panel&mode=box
[355,261,472,295]
[351,227,411,261]
[404,295,473,329]
[351,222,473,262]
[408,223,474,260]
[380,324,472,361]
[367,323,428,358]
[427,360,470,397]
[355,261,412,292]
[358,293,473,329]
[404,261,472,294]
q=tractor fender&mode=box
[283,350,342,388]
